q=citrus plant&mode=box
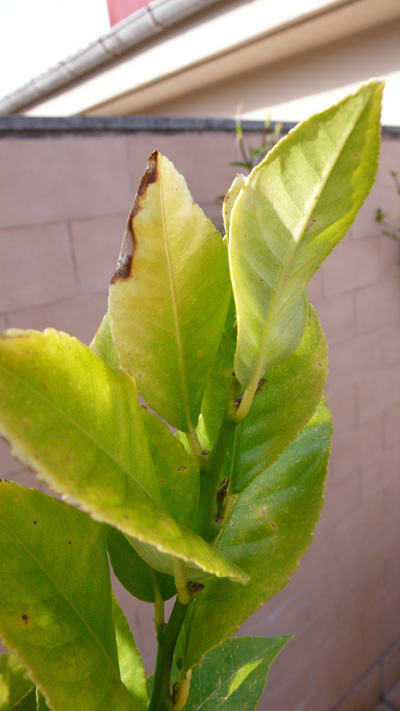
[0,81,383,711]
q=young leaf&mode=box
[222,174,246,241]
[112,595,147,711]
[184,636,290,711]
[230,81,383,398]
[109,151,231,432]
[0,654,33,710]
[0,330,248,586]
[183,399,332,669]
[89,313,120,368]
[0,482,134,711]
[229,304,328,493]
[108,526,175,602]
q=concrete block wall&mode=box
[0,124,399,711]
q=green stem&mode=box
[196,375,241,542]
[148,598,191,711]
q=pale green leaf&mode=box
[112,596,147,711]
[89,313,120,368]
[222,173,246,241]
[228,304,328,493]
[230,81,383,390]
[0,330,248,586]
[185,636,290,711]
[0,654,33,710]
[0,482,134,711]
[109,150,231,432]
[184,399,332,669]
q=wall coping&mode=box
[0,115,399,138]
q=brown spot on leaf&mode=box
[33,521,37,525]
[22,614,28,624]
[178,466,187,471]
[110,151,159,285]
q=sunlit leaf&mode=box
[0,483,134,711]
[230,82,383,391]
[0,330,248,586]
[109,151,231,432]
[184,399,332,669]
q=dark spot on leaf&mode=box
[178,466,187,471]
[68,541,72,545]
[306,219,316,230]
[202,449,209,456]
[124,515,129,520]
[33,521,37,525]
[317,362,322,367]
[270,521,277,530]
[22,614,28,624]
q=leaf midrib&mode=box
[192,648,268,710]
[242,100,366,391]
[0,506,120,700]
[158,170,193,433]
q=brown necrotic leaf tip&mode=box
[110,150,159,284]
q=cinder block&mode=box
[357,363,400,422]
[0,438,23,478]
[382,321,400,367]
[0,137,134,228]
[0,222,77,313]
[387,678,400,706]
[327,385,358,432]
[316,292,356,346]
[308,269,323,302]
[330,414,383,481]
[383,402,400,446]
[382,641,400,693]
[379,233,400,279]
[323,239,380,296]
[70,213,128,294]
[127,133,238,207]
[8,292,108,345]
[328,331,382,392]
[355,279,400,335]
[335,665,380,711]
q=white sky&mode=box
[0,0,110,100]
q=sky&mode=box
[0,0,110,100]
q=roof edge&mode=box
[0,0,220,114]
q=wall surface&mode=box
[0,125,399,711]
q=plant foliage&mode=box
[0,81,383,711]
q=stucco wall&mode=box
[0,123,399,711]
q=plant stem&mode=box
[148,598,191,711]
[196,375,241,542]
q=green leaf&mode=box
[0,654,33,710]
[222,173,246,240]
[107,527,175,602]
[89,313,120,368]
[183,399,332,669]
[184,636,290,711]
[0,330,248,586]
[109,150,231,432]
[229,304,328,493]
[141,407,200,530]
[0,482,134,711]
[9,688,36,711]
[200,296,237,447]
[230,81,383,391]
[112,595,147,711]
